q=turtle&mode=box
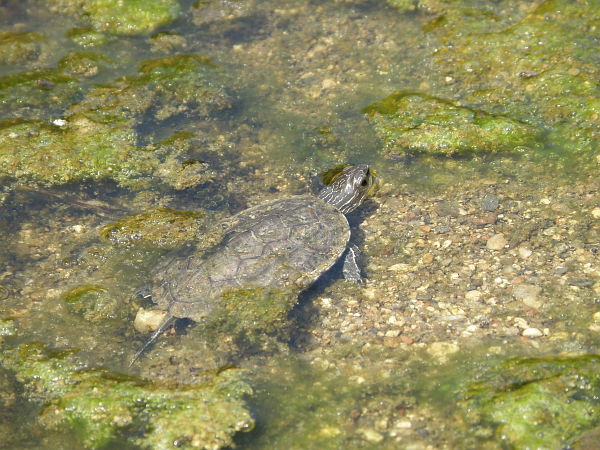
[130,164,374,364]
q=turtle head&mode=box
[318,164,373,214]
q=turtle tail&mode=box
[128,312,175,367]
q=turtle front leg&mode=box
[342,244,363,283]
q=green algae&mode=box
[202,287,298,352]
[363,91,539,155]
[46,0,181,36]
[60,284,124,323]
[85,0,181,36]
[0,54,230,187]
[0,342,254,449]
[100,207,207,249]
[0,69,82,119]
[0,31,44,64]
[396,0,600,164]
[462,355,600,448]
[66,27,110,48]
[57,51,114,78]
[0,117,145,186]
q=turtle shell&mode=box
[152,195,350,321]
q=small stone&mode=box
[321,78,337,89]
[486,233,507,250]
[555,266,568,276]
[522,327,543,337]
[389,263,411,272]
[518,247,532,258]
[513,284,542,308]
[359,428,384,443]
[427,342,460,360]
[592,311,600,323]
[513,317,529,329]
[422,253,434,264]
[465,290,482,301]
[481,194,499,212]
[133,308,167,333]
[592,208,600,219]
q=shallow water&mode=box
[1,0,599,448]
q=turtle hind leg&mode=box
[342,244,364,284]
[128,313,175,367]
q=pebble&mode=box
[518,247,532,258]
[465,290,482,301]
[522,327,543,337]
[512,284,542,308]
[592,207,600,219]
[486,233,507,250]
[481,194,499,211]
[359,428,384,443]
[427,342,460,360]
[133,308,167,333]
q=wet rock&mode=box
[133,308,167,333]
[464,355,600,448]
[363,92,539,156]
[481,194,499,212]
[0,343,254,449]
[427,342,459,361]
[513,284,542,308]
[518,247,532,259]
[100,207,207,250]
[486,233,507,251]
[522,327,543,337]
[0,31,44,64]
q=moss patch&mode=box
[1,342,254,449]
[0,54,230,187]
[46,0,181,36]
[363,91,540,155]
[100,207,207,249]
[463,355,600,448]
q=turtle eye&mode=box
[360,178,369,187]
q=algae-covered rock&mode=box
[100,207,207,249]
[70,54,231,125]
[0,343,254,449]
[61,284,123,323]
[46,0,181,36]
[393,0,600,161]
[201,287,298,351]
[0,54,230,187]
[364,91,539,155]
[85,0,181,35]
[0,69,82,119]
[464,355,600,448]
[0,31,44,64]
[0,118,147,186]
[57,51,114,78]
[66,27,110,48]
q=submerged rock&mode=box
[0,31,44,64]
[0,343,254,449]
[100,207,207,249]
[363,91,539,156]
[0,54,230,187]
[463,355,600,448]
[388,0,600,162]
[46,0,181,35]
